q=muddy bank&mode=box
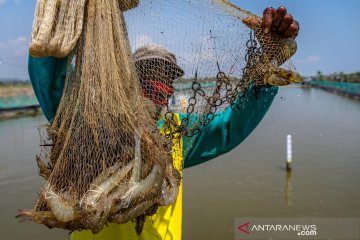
[0,84,34,98]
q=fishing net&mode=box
[18,0,301,234]
[124,0,301,138]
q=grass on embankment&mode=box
[0,82,34,98]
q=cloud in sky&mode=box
[0,0,21,6]
[0,36,29,57]
[134,34,153,50]
[298,55,321,64]
[0,36,29,79]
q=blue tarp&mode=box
[0,95,39,109]
[310,80,360,96]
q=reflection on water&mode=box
[285,171,293,207]
[0,87,359,240]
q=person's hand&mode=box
[241,6,302,84]
[262,6,299,38]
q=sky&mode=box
[0,0,359,80]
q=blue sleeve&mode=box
[183,86,278,168]
[28,55,68,122]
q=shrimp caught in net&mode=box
[18,0,301,234]
[19,0,177,234]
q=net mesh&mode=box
[123,0,300,137]
[18,0,301,234]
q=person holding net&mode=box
[28,5,299,240]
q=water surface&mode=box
[0,87,359,240]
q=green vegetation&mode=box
[312,71,360,83]
[0,81,31,88]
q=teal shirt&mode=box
[28,56,68,122]
[28,56,278,168]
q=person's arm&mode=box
[183,85,278,168]
[28,55,68,122]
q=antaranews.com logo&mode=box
[238,222,317,236]
[234,218,359,240]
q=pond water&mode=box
[0,86,359,239]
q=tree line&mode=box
[313,71,360,83]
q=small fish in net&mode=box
[17,0,302,234]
